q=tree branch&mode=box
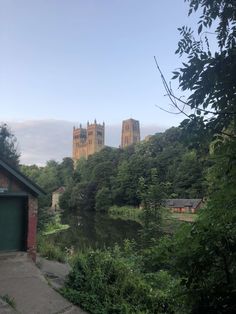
[154,56,236,116]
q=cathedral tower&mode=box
[121,118,140,148]
[72,120,105,161]
[87,120,105,157]
[72,125,87,161]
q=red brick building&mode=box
[0,159,44,261]
[164,199,203,214]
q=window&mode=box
[133,123,139,131]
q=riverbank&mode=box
[108,205,142,223]
[108,205,198,224]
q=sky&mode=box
[0,0,200,164]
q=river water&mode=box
[50,210,142,251]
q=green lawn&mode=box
[171,212,198,222]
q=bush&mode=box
[108,205,142,222]
[62,245,178,314]
[37,207,54,232]
[37,235,66,263]
[95,187,112,212]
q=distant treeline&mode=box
[21,122,210,211]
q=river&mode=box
[49,210,142,251]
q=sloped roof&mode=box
[0,158,45,196]
[164,199,202,208]
[53,186,66,194]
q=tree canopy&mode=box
[0,123,20,167]
[157,0,236,138]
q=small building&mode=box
[0,159,45,261]
[51,186,65,211]
[164,199,203,214]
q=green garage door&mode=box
[0,197,27,252]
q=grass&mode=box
[108,205,197,235]
[37,235,66,263]
[171,212,198,222]
[108,205,142,223]
[43,213,69,235]
[1,294,16,309]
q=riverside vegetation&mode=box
[1,0,236,312]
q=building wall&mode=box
[87,122,105,157]
[72,126,87,161]
[171,206,197,213]
[72,121,105,161]
[121,119,140,148]
[27,196,38,261]
[0,170,26,193]
[0,169,38,261]
[51,192,63,210]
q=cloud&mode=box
[5,120,168,165]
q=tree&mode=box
[0,123,20,166]
[153,1,236,312]
[156,0,236,138]
[95,187,112,212]
[59,157,74,185]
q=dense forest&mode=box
[20,124,209,212]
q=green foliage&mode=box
[63,181,97,211]
[43,213,69,235]
[37,207,54,232]
[61,126,207,212]
[174,0,236,135]
[1,294,16,309]
[0,123,20,167]
[21,157,74,207]
[95,187,112,212]
[37,235,66,263]
[108,205,142,223]
[159,2,236,312]
[157,203,236,313]
[21,157,75,232]
[62,243,179,314]
[138,171,167,248]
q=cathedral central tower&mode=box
[121,118,140,148]
[73,120,105,161]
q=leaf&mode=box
[172,74,179,79]
[198,24,203,34]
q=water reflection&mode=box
[50,210,142,251]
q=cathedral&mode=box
[72,120,105,161]
[121,118,140,148]
[72,118,140,161]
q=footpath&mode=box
[0,253,86,314]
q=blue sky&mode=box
[0,0,199,126]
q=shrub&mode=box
[95,187,112,212]
[37,235,66,263]
[62,246,177,314]
[108,205,142,223]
